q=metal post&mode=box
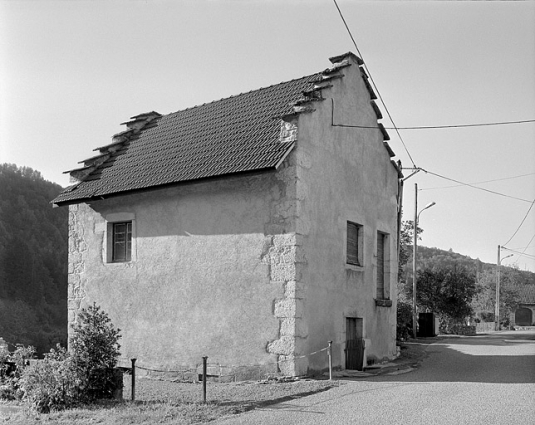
[202,356,208,403]
[412,183,418,339]
[328,341,333,381]
[495,245,501,331]
[131,358,136,401]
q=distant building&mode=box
[513,285,535,327]
[53,52,402,377]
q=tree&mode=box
[398,220,423,278]
[0,163,68,353]
[472,268,524,327]
[412,265,478,330]
[69,304,121,401]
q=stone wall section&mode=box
[67,204,89,340]
[262,150,308,376]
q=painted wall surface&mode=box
[67,54,399,377]
[68,169,301,376]
[291,55,399,374]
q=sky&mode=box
[1,0,534,271]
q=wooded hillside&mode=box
[0,164,68,354]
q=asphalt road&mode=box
[216,330,535,425]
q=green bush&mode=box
[18,345,78,412]
[0,344,36,400]
[396,301,413,340]
[69,303,121,402]
[17,304,122,413]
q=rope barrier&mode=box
[118,345,331,377]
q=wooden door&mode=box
[345,318,364,371]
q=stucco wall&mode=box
[67,54,399,377]
[291,55,399,374]
[68,170,300,376]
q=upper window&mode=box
[112,221,132,262]
[376,231,392,303]
[347,221,363,266]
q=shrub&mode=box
[396,301,413,340]
[17,304,122,412]
[0,344,36,400]
[18,344,78,413]
[69,303,121,402]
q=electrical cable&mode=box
[421,172,535,191]
[502,198,535,247]
[332,0,417,168]
[508,233,535,267]
[420,169,533,203]
[502,246,535,261]
[328,119,535,131]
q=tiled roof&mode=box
[517,284,535,304]
[52,73,326,205]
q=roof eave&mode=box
[52,166,284,208]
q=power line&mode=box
[328,119,535,131]
[394,119,535,130]
[507,233,535,267]
[421,172,535,191]
[503,246,535,261]
[502,198,535,247]
[420,168,533,203]
[332,0,417,168]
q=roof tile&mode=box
[53,73,322,205]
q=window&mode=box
[112,221,132,262]
[347,221,363,266]
[376,232,386,299]
[376,231,391,306]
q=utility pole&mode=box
[412,183,418,339]
[495,247,513,331]
[495,245,500,331]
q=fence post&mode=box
[328,341,333,381]
[131,358,136,401]
[202,356,208,403]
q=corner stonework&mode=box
[262,234,302,375]
[67,204,88,337]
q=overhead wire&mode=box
[332,0,417,168]
[502,198,535,247]
[418,168,533,203]
[502,246,535,261]
[330,119,535,131]
[421,172,535,191]
[506,233,535,267]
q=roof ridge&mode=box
[166,72,320,118]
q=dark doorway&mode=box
[515,307,533,326]
[345,317,364,370]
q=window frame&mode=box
[111,221,132,262]
[104,213,136,264]
[346,221,363,267]
[375,230,391,304]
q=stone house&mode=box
[52,52,402,377]
[513,285,535,327]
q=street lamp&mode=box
[495,246,513,331]
[412,182,436,339]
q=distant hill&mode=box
[0,164,68,354]
[399,243,535,323]
[417,245,535,286]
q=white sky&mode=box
[1,0,534,271]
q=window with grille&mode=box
[112,221,132,262]
[347,221,363,266]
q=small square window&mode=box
[347,221,363,266]
[112,221,132,262]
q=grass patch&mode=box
[0,378,336,424]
